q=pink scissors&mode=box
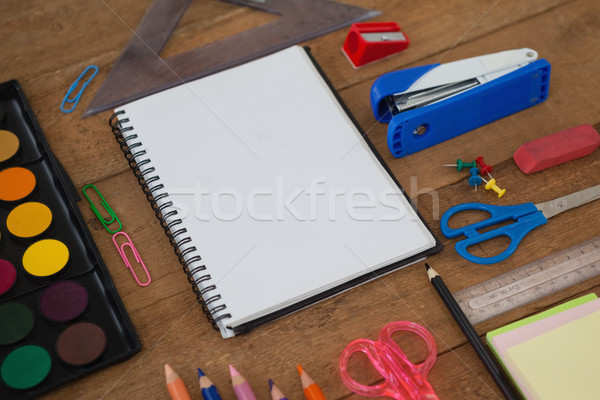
[339,321,439,400]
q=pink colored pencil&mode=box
[229,364,257,400]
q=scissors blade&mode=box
[535,184,600,219]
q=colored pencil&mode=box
[198,368,222,400]
[426,263,519,400]
[268,378,288,400]
[229,364,257,400]
[297,365,326,400]
[164,364,192,400]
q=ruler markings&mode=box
[455,236,600,324]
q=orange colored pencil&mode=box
[164,363,192,400]
[297,365,326,400]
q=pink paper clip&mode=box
[112,232,151,287]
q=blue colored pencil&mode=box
[269,379,288,400]
[198,368,222,400]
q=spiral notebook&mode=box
[110,46,440,338]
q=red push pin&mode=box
[475,156,494,178]
[342,22,410,68]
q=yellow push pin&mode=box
[481,177,506,198]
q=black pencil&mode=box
[426,263,519,400]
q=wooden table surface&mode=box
[3,0,600,399]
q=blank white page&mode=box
[116,46,436,338]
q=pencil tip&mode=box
[164,364,178,383]
[425,263,431,270]
[268,378,274,389]
[229,364,240,377]
[297,364,303,375]
[164,363,173,374]
[426,263,438,280]
[197,368,205,377]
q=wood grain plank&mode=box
[0,0,572,188]
[342,0,600,192]
[3,0,600,399]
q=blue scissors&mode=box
[441,184,600,264]
[339,321,439,400]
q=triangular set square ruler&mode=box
[84,0,379,117]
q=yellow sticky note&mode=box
[505,310,600,400]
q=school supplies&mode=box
[198,368,222,400]
[486,294,600,399]
[230,365,257,400]
[109,46,440,338]
[426,264,519,400]
[83,185,151,286]
[444,159,476,171]
[297,366,326,400]
[0,130,19,163]
[425,263,517,400]
[441,184,600,264]
[165,364,192,400]
[480,177,506,198]
[342,22,409,68]
[467,168,482,191]
[269,379,288,400]
[514,124,600,174]
[84,0,379,117]
[455,236,600,324]
[475,156,493,178]
[370,48,550,157]
[82,184,122,233]
[60,65,98,113]
[339,321,438,400]
[0,80,140,400]
[113,232,151,287]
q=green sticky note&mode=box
[486,293,598,397]
[505,310,600,399]
[486,293,598,342]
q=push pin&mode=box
[467,167,482,191]
[444,159,476,172]
[481,177,506,198]
[475,156,494,178]
[342,22,410,68]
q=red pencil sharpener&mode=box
[342,22,410,68]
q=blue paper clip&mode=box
[82,184,122,234]
[61,65,99,113]
[113,232,151,287]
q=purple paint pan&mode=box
[39,281,89,322]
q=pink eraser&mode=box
[513,124,600,174]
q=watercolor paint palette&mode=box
[0,80,141,399]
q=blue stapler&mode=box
[370,48,551,158]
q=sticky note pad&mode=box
[486,294,598,399]
[505,310,600,400]
[487,293,597,340]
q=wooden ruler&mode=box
[455,236,600,324]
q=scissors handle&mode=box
[339,321,438,399]
[440,202,547,264]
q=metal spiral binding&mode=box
[109,111,231,329]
